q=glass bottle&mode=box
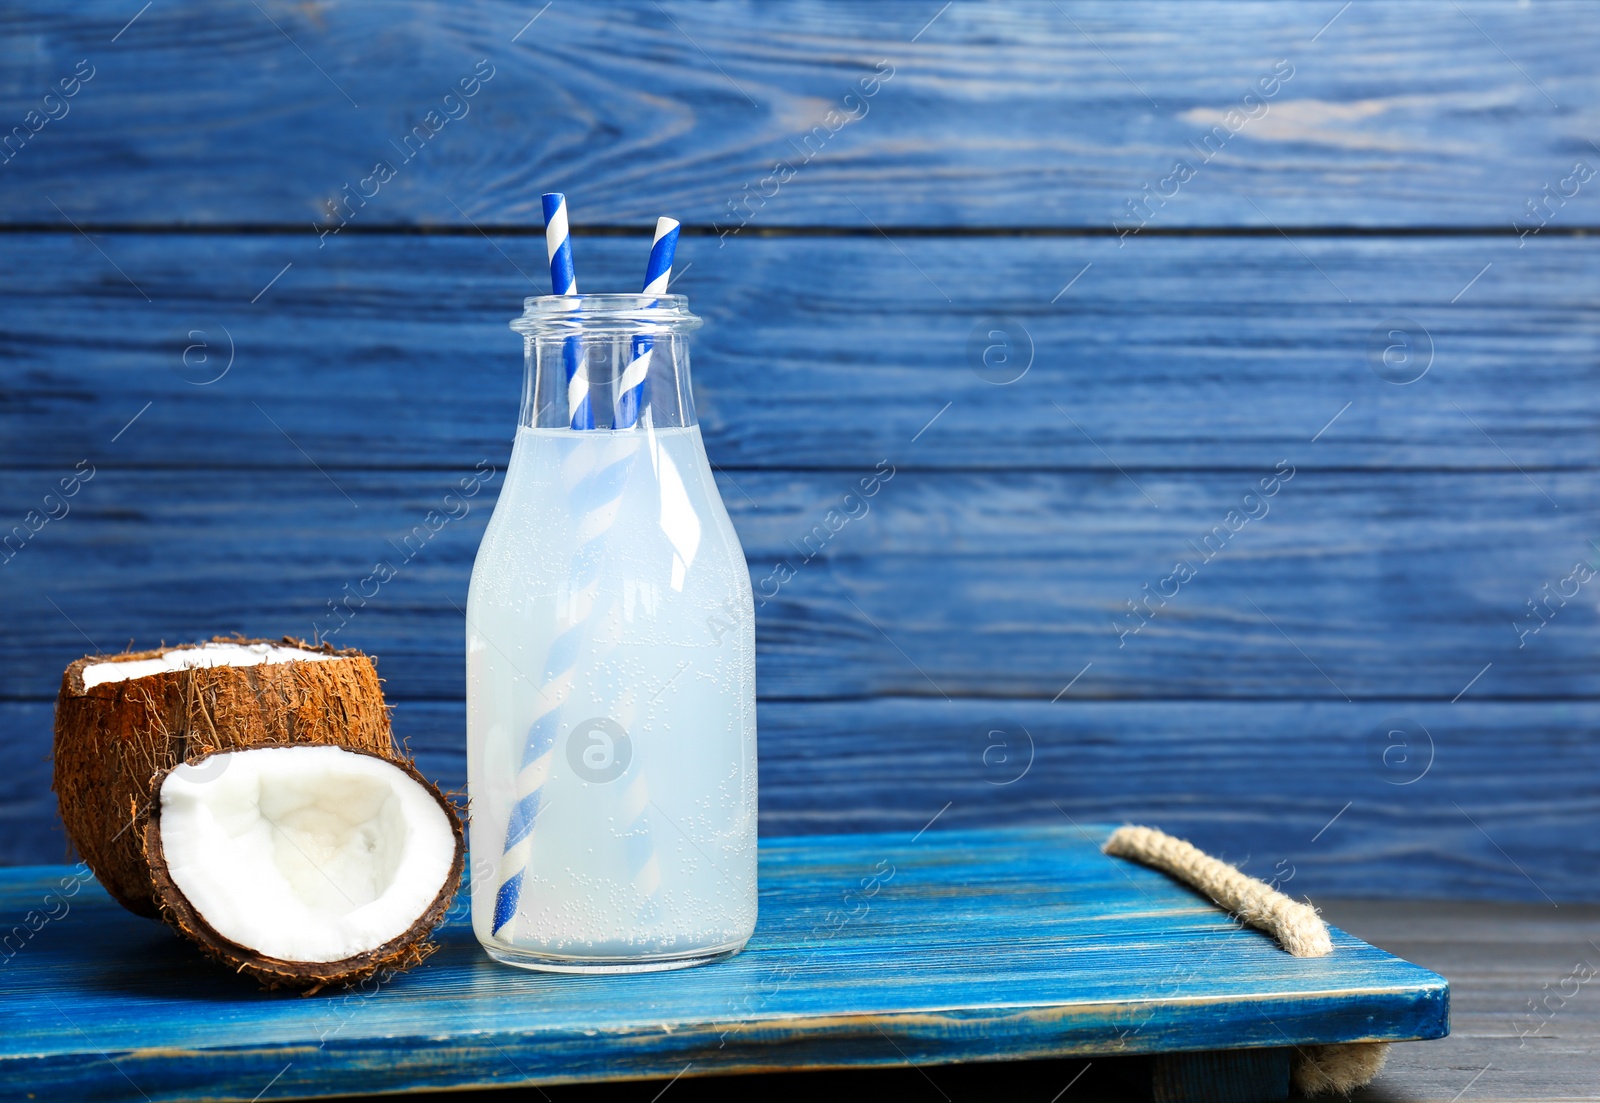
[467,294,757,972]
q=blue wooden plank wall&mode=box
[2,1,1597,902]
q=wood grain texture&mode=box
[0,703,64,865]
[1148,1048,1290,1103]
[1,233,1596,471]
[1,2,1597,228]
[4,696,1594,903]
[2,467,1595,701]
[2,0,1597,936]
[1317,898,1600,1102]
[350,900,1600,1101]
[0,825,1448,1102]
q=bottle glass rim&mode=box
[512,294,701,334]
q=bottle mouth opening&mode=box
[511,294,701,334]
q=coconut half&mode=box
[53,637,465,989]
[146,745,463,990]
[54,637,397,917]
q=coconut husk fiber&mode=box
[52,637,394,918]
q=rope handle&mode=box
[1103,825,1332,957]
[1103,826,1393,1095]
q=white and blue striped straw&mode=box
[541,192,577,296]
[542,192,592,430]
[640,216,679,297]
[492,435,641,936]
[492,206,676,937]
[614,217,680,430]
[492,192,592,935]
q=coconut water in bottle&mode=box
[467,287,757,972]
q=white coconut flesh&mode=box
[158,746,457,964]
[83,642,334,689]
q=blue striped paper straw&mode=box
[542,192,592,430]
[641,216,679,297]
[541,192,577,296]
[492,207,673,939]
[492,192,595,935]
[614,217,680,429]
[492,436,641,935]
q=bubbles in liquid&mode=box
[467,426,757,957]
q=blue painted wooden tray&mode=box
[0,825,1447,1101]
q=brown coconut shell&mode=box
[142,743,465,993]
[53,637,395,917]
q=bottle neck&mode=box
[511,294,702,432]
[520,331,697,431]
